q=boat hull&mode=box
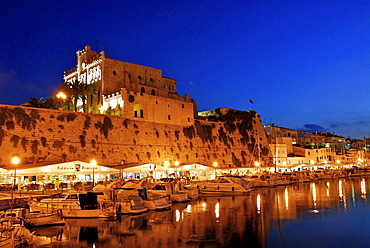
[25,212,65,227]
[115,202,147,214]
[143,197,172,211]
[61,208,110,218]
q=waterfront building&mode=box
[264,124,298,144]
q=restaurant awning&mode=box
[10,161,120,175]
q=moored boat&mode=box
[193,176,252,195]
[314,169,337,179]
[0,216,38,247]
[58,192,115,218]
[139,178,189,203]
[112,182,148,214]
[1,208,65,227]
[248,174,270,188]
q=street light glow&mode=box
[11,156,20,165]
[57,92,67,99]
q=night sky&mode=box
[1,1,370,139]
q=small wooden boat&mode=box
[1,208,65,227]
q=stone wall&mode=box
[0,105,272,169]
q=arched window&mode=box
[141,87,146,94]
[151,89,156,95]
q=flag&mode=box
[249,99,254,104]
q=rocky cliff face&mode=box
[0,105,272,169]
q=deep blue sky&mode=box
[1,1,370,139]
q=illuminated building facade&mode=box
[64,45,197,125]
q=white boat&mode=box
[248,174,271,188]
[139,178,189,203]
[60,192,115,218]
[264,174,290,186]
[194,176,252,195]
[28,190,109,213]
[140,194,172,211]
[93,181,148,215]
[111,183,148,215]
[1,208,65,227]
[314,169,337,179]
[132,181,172,210]
[159,178,199,201]
[290,171,312,183]
[0,216,38,247]
[349,167,370,177]
[25,211,65,227]
[149,183,190,203]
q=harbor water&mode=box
[33,176,370,247]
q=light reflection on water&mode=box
[33,177,370,247]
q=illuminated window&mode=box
[133,103,144,118]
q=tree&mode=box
[27,97,45,108]
[58,80,98,113]
[79,82,97,113]
[26,97,58,109]
[44,97,59,109]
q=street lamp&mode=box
[164,161,170,177]
[56,91,69,111]
[213,162,218,179]
[174,161,179,177]
[91,159,97,186]
[310,160,315,171]
[11,156,20,206]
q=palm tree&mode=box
[80,83,96,113]
[27,97,45,108]
[44,97,59,109]
[63,80,81,112]
[59,80,98,113]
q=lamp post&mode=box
[164,161,170,177]
[174,161,179,177]
[91,159,97,186]
[213,162,218,179]
[310,160,315,171]
[11,156,20,207]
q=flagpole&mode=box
[249,99,254,110]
